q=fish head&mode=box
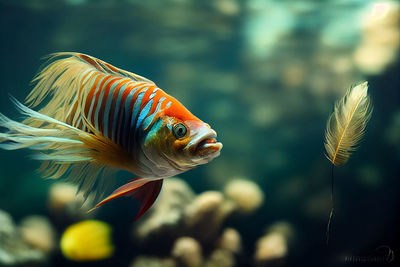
[142,100,222,175]
[169,118,222,164]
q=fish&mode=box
[0,52,222,220]
[60,220,114,261]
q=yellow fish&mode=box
[60,220,114,261]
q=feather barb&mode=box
[324,81,373,166]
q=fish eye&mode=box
[173,123,188,139]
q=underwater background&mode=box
[0,0,399,266]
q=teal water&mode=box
[0,1,399,266]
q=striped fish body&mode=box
[79,76,165,148]
[78,74,174,177]
[0,53,222,220]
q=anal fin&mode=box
[88,178,163,221]
[132,179,163,221]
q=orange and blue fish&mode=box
[0,53,222,220]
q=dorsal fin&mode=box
[24,52,155,130]
[58,53,155,85]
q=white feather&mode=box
[324,81,373,166]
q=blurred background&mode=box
[0,0,399,266]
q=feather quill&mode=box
[324,81,373,166]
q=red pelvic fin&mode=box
[87,178,150,213]
[87,178,163,221]
[132,179,163,221]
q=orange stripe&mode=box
[105,62,119,73]
[128,83,145,111]
[127,82,148,123]
[163,95,199,121]
[139,85,157,110]
[78,54,103,72]
[147,89,165,116]
[84,75,103,116]
[160,91,172,110]
[90,75,114,124]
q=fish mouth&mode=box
[193,132,223,156]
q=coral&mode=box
[204,249,235,267]
[224,178,264,213]
[254,222,294,267]
[19,215,56,254]
[266,222,294,242]
[48,182,83,211]
[171,237,203,267]
[130,256,176,267]
[184,191,235,243]
[216,228,242,254]
[0,210,45,266]
[254,233,286,266]
[48,182,93,220]
[131,177,262,266]
[60,220,114,261]
[134,178,195,241]
[134,178,237,244]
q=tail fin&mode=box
[0,98,132,200]
[0,97,92,161]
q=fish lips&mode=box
[188,128,223,159]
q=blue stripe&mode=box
[136,99,154,129]
[120,88,137,147]
[144,119,163,146]
[130,91,145,128]
[115,85,148,145]
[149,88,158,99]
[122,91,146,149]
[142,97,166,130]
[113,85,144,144]
[111,82,131,142]
[130,86,150,126]
[103,79,129,138]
